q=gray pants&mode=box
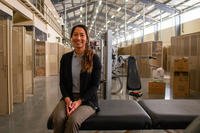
[52,100,95,133]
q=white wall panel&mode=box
[160,27,175,47]
[182,19,200,35]
[144,33,154,42]
[47,24,61,43]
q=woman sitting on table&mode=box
[52,24,101,133]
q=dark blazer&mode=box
[59,51,101,111]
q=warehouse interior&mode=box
[0,0,200,133]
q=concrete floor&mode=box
[0,75,198,133]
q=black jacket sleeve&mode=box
[59,53,73,99]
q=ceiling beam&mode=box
[55,1,96,14]
[140,0,180,14]
[104,1,156,22]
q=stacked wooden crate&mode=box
[35,42,72,77]
[118,45,131,55]
[12,27,34,103]
[173,58,190,98]
[35,41,46,76]
[46,43,59,76]
[12,26,25,103]
[0,17,13,114]
[131,41,163,78]
[171,32,200,94]
[24,31,34,95]
[117,41,163,78]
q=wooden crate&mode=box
[46,43,58,76]
[171,32,200,92]
[174,57,189,72]
[35,41,46,76]
[198,38,200,91]
[148,81,166,95]
[173,72,190,98]
[12,26,25,103]
[130,41,163,78]
[24,31,33,95]
[0,17,13,114]
[12,27,34,102]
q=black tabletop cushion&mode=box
[138,99,200,129]
[80,100,152,130]
[47,99,152,130]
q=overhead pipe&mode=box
[106,0,108,30]
[175,14,181,36]
[124,0,127,46]
[85,0,87,26]
[142,4,145,43]
[159,10,163,41]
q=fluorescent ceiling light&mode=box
[135,14,140,18]
[111,15,115,18]
[147,5,155,10]
[99,0,102,6]
[117,7,121,12]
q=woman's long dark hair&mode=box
[71,24,94,73]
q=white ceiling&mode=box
[51,0,200,39]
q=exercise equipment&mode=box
[138,99,200,129]
[127,56,143,98]
[47,100,152,130]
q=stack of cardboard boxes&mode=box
[148,67,166,96]
[173,57,190,98]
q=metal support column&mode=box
[159,10,163,40]
[154,24,159,41]
[141,4,145,43]
[103,30,112,99]
[175,15,181,36]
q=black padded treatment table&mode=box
[47,99,152,130]
[138,99,200,129]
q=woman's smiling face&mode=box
[71,27,87,54]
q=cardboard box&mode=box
[173,72,190,98]
[174,57,189,72]
[148,81,166,95]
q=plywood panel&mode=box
[198,38,200,91]
[24,32,33,95]
[58,44,72,69]
[162,47,167,71]
[12,26,24,103]
[0,17,12,115]
[171,32,200,93]
[182,35,190,56]
[46,43,58,76]
[0,18,8,114]
[167,46,171,72]
[130,41,163,78]
[58,44,65,61]
[35,41,46,76]
[12,27,33,103]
